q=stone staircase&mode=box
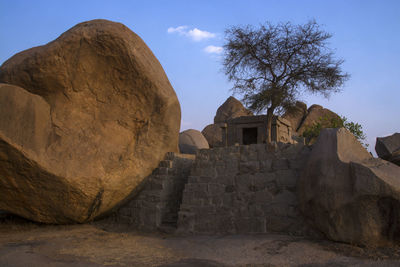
[115,152,194,232]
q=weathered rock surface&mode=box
[297,105,341,135]
[179,129,209,154]
[298,128,400,245]
[201,123,225,148]
[214,96,253,124]
[282,101,308,132]
[376,133,400,166]
[0,20,181,224]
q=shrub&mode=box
[302,115,368,148]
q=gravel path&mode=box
[1,217,399,267]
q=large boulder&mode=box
[376,133,400,166]
[201,123,225,148]
[282,101,308,132]
[298,128,400,246]
[214,96,253,123]
[0,20,181,224]
[297,104,341,135]
[179,129,209,154]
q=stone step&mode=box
[158,223,177,234]
[159,160,173,168]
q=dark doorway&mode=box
[242,127,258,145]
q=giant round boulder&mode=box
[0,20,181,224]
[298,128,400,246]
[201,123,225,148]
[214,96,253,124]
[179,129,209,154]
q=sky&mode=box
[1,0,399,153]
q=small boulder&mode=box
[297,105,341,135]
[202,123,225,148]
[214,96,253,123]
[298,128,400,246]
[376,133,400,166]
[179,129,209,154]
[282,101,308,132]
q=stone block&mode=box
[241,150,258,162]
[248,203,265,217]
[184,182,208,192]
[266,181,280,195]
[193,219,217,234]
[235,217,266,233]
[208,183,225,196]
[252,172,276,191]
[225,160,239,174]
[235,174,253,192]
[266,216,295,233]
[215,164,227,176]
[275,169,298,189]
[159,160,173,168]
[255,190,274,203]
[196,149,210,161]
[222,193,234,207]
[177,211,195,233]
[210,196,223,206]
[272,190,297,206]
[239,161,260,174]
[271,158,289,171]
[194,206,217,216]
[288,158,308,170]
[259,159,273,172]
[214,215,235,234]
[218,175,235,186]
[181,191,203,206]
[149,178,164,190]
[187,176,199,183]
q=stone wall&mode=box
[115,152,195,232]
[177,143,312,235]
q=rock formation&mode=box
[179,129,209,154]
[282,101,307,132]
[298,128,400,246]
[0,19,181,224]
[201,96,252,147]
[296,104,341,135]
[214,96,253,124]
[201,123,225,148]
[376,133,400,166]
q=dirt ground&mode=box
[1,216,400,267]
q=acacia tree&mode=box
[223,20,349,143]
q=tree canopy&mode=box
[222,20,349,143]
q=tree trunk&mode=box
[266,107,274,144]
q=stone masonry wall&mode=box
[115,152,195,232]
[177,143,312,235]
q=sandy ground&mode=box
[1,216,400,267]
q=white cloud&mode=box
[167,26,216,41]
[167,26,188,34]
[187,28,216,41]
[204,45,223,54]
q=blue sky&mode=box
[1,0,399,152]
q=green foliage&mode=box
[302,115,368,148]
